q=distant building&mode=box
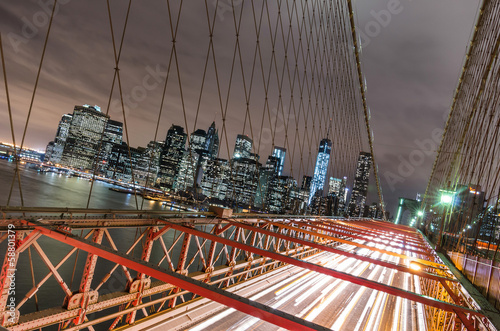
[348,152,372,217]
[308,138,332,205]
[44,141,55,162]
[227,156,260,208]
[254,156,280,209]
[158,125,187,190]
[96,119,123,174]
[297,176,312,213]
[478,205,500,240]
[46,113,73,164]
[328,176,348,216]
[328,177,341,196]
[233,134,253,159]
[200,158,230,201]
[272,146,286,176]
[205,121,219,158]
[369,203,381,219]
[105,142,139,183]
[175,129,207,192]
[267,176,298,214]
[61,105,108,169]
[139,141,164,186]
[301,175,312,191]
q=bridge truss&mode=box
[0,209,495,330]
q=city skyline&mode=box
[1,1,499,330]
[39,103,381,216]
[0,1,480,213]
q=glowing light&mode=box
[440,193,453,204]
[417,210,424,217]
[409,262,421,271]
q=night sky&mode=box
[0,0,480,214]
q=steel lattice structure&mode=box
[0,209,495,330]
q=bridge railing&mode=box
[0,213,493,330]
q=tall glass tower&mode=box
[348,152,372,216]
[271,146,286,176]
[308,138,332,205]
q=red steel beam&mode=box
[227,221,456,283]
[348,220,422,239]
[260,219,446,269]
[327,219,424,245]
[158,220,483,318]
[24,221,329,331]
[438,279,477,331]
[290,220,431,257]
[316,219,429,250]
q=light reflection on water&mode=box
[0,160,163,210]
[0,160,186,329]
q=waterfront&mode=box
[0,159,184,329]
[0,160,164,210]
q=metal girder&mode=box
[439,279,476,331]
[23,221,330,331]
[260,219,446,269]
[315,219,430,252]
[159,220,484,318]
[80,229,104,293]
[290,219,432,257]
[168,230,192,309]
[227,220,456,283]
[11,248,313,330]
[0,230,23,326]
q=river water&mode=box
[0,160,164,210]
[0,160,191,328]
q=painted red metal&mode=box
[228,221,456,283]
[304,222,431,256]
[298,220,431,256]
[158,220,484,318]
[24,222,329,331]
[261,219,446,269]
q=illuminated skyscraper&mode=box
[272,146,286,176]
[348,152,372,216]
[205,121,219,158]
[158,125,187,190]
[61,105,108,169]
[328,176,348,215]
[233,134,252,159]
[45,113,73,164]
[308,138,332,205]
[200,158,230,200]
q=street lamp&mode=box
[440,193,454,204]
[417,210,424,217]
[436,189,456,251]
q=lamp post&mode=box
[436,189,455,251]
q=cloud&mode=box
[0,0,480,215]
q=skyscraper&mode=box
[98,119,123,174]
[272,146,286,176]
[205,121,219,158]
[233,134,252,159]
[200,158,230,200]
[254,156,280,208]
[327,176,348,215]
[61,105,109,169]
[175,129,207,192]
[46,113,73,164]
[348,152,372,217]
[308,138,332,205]
[158,125,187,190]
[328,177,342,196]
[227,157,260,207]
